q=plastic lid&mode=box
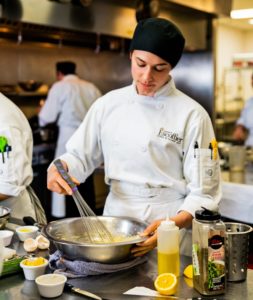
[195,207,221,221]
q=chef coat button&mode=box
[0,169,3,175]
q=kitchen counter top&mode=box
[1,241,253,300]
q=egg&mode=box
[23,238,38,252]
[22,257,46,266]
[18,228,33,233]
[35,235,50,250]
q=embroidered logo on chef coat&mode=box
[157,128,183,144]
[204,167,213,178]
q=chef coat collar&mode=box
[62,74,79,81]
[132,77,175,101]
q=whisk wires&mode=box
[54,160,113,244]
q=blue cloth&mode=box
[49,250,148,278]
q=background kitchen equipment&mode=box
[0,84,17,94]
[218,142,253,170]
[0,206,11,230]
[42,216,147,264]
[225,222,253,282]
[27,115,58,221]
[18,80,43,92]
[28,115,58,146]
[228,145,246,172]
[217,141,231,170]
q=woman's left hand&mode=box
[131,219,163,257]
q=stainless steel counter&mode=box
[0,246,252,300]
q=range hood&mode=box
[0,0,232,50]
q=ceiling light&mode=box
[230,0,253,19]
[231,9,253,19]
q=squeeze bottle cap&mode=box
[160,219,176,228]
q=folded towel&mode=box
[49,250,148,278]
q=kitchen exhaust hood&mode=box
[0,0,232,50]
[0,0,136,38]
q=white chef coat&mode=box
[0,93,36,220]
[39,74,101,217]
[39,74,102,157]
[236,97,253,146]
[60,79,222,255]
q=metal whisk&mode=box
[54,159,114,244]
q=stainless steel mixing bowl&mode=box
[0,206,11,229]
[43,216,148,264]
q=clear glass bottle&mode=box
[157,220,180,277]
[192,208,226,295]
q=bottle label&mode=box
[207,230,225,291]
[192,228,225,295]
[192,243,200,276]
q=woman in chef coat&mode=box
[0,93,46,224]
[47,18,221,256]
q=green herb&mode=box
[208,260,221,289]
[1,256,24,277]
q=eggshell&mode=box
[23,238,38,252]
[35,235,50,250]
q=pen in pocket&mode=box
[209,143,213,160]
[211,139,218,160]
[194,141,199,158]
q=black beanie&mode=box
[130,18,185,68]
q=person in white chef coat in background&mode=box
[0,93,46,224]
[233,72,253,146]
[39,61,101,218]
[47,18,221,256]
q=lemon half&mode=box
[154,273,178,296]
[183,264,193,279]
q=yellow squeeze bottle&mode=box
[157,220,180,277]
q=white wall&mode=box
[245,31,253,50]
[215,20,253,113]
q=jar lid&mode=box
[195,207,221,221]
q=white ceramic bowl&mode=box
[16,226,39,242]
[20,258,48,280]
[0,230,14,246]
[35,274,67,298]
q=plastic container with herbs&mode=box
[192,208,226,296]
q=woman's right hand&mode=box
[47,160,80,195]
